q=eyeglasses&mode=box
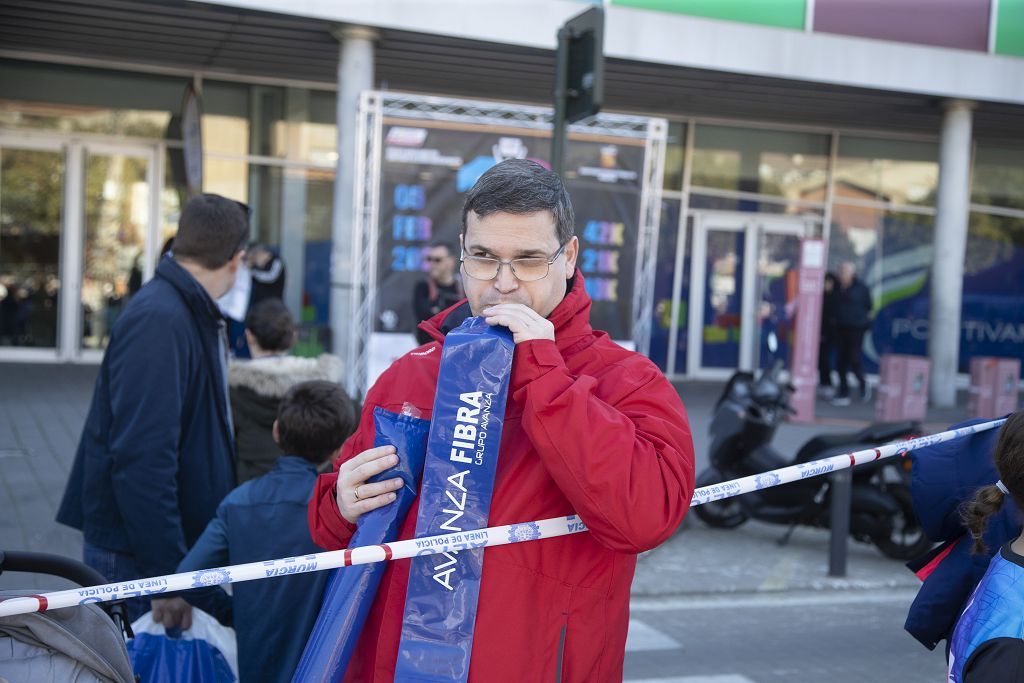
[461,243,567,282]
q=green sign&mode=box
[996,0,1024,57]
[612,0,806,31]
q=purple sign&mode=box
[813,0,990,52]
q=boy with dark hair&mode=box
[169,380,357,683]
[244,297,295,354]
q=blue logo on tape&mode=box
[507,522,542,543]
[191,569,230,588]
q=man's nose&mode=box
[493,262,518,293]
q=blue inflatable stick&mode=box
[292,408,430,683]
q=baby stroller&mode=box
[0,550,135,683]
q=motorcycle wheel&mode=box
[693,467,750,529]
[871,486,933,561]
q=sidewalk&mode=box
[0,363,983,597]
[646,378,976,598]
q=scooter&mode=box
[692,359,932,561]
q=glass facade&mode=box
[1,57,1021,377]
[0,59,336,359]
[972,141,1024,211]
[654,118,1022,378]
[834,136,938,207]
[0,147,64,349]
[81,151,151,350]
[691,125,830,200]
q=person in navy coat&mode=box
[57,194,250,627]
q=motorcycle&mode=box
[692,359,932,561]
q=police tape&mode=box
[0,417,1006,619]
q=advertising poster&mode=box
[374,119,646,350]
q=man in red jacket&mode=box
[309,159,695,682]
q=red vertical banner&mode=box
[789,239,825,423]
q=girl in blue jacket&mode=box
[949,411,1024,682]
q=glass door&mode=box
[79,145,155,357]
[688,212,809,377]
[0,139,65,360]
[0,133,159,362]
[754,229,804,371]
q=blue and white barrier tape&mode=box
[0,417,1005,618]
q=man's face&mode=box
[215,250,246,299]
[461,210,577,319]
[839,262,855,287]
[425,246,454,281]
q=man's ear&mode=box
[272,419,280,445]
[563,236,579,278]
[244,329,260,353]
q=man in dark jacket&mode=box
[57,193,249,627]
[411,241,463,344]
[832,260,874,405]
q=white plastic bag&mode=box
[128,608,238,683]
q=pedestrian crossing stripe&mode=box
[625,618,683,652]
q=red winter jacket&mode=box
[308,275,695,682]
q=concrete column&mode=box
[928,99,974,407]
[281,86,309,319]
[329,25,377,372]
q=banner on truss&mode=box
[344,92,667,397]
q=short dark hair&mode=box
[172,194,250,270]
[461,159,574,245]
[276,381,357,463]
[427,240,456,257]
[245,298,295,352]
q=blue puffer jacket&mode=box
[57,255,236,579]
[904,417,1020,651]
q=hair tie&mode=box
[996,480,1010,495]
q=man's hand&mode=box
[482,304,554,344]
[335,445,403,525]
[151,597,193,631]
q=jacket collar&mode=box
[418,272,595,354]
[155,255,224,328]
[276,455,320,474]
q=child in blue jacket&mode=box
[166,380,357,683]
[949,412,1024,682]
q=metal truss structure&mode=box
[349,91,666,397]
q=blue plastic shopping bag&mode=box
[128,608,237,683]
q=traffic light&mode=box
[552,6,605,176]
[561,6,604,123]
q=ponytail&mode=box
[961,484,1007,554]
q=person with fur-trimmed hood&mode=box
[230,298,343,484]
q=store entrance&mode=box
[686,212,812,378]
[0,132,159,362]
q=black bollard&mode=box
[829,469,852,577]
